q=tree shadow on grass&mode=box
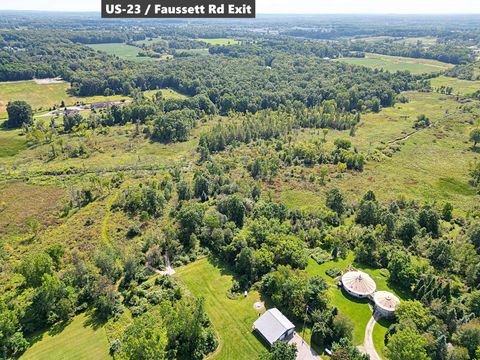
[338,287,370,305]
[83,311,108,331]
[48,318,73,336]
[352,262,412,301]
[26,329,47,347]
[207,254,239,281]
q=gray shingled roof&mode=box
[253,308,295,345]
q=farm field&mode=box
[337,53,453,74]
[88,43,162,62]
[198,38,239,45]
[20,313,111,360]
[430,75,480,95]
[175,257,266,360]
[0,80,70,117]
[0,80,131,118]
[132,36,164,46]
[276,91,479,210]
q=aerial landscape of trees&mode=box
[1,10,480,360]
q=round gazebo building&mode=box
[373,291,400,318]
[341,271,376,298]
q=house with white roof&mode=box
[253,308,295,346]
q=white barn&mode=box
[253,308,295,346]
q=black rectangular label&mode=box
[101,0,255,18]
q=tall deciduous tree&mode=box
[6,101,33,128]
[386,328,429,360]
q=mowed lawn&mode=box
[430,76,480,95]
[20,313,111,360]
[304,252,403,351]
[175,257,266,360]
[337,53,453,74]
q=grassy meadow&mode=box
[430,76,480,95]
[88,43,162,62]
[0,79,131,118]
[198,38,239,45]
[20,313,111,360]
[144,88,189,100]
[305,253,403,347]
[337,53,453,74]
[276,91,479,211]
[175,257,266,360]
[0,80,70,117]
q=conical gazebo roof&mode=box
[341,270,376,297]
[373,291,400,312]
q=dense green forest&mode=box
[1,11,480,360]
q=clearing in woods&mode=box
[20,313,111,360]
[88,43,164,62]
[0,80,130,118]
[197,38,240,45]
[337,53,453,74]
[175,257,267,360]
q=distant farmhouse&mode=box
[90,99,129,110]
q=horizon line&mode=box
[1,9,480,15]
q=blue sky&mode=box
[1,0,479,13]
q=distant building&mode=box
[64,109,79,115]
[340,271,376,298]
[90,100,130,110]
[253,308,295,346]
[90,102,110,110]
[373,291,400,318]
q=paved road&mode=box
[288,333,321,360]
[363,314,381,360]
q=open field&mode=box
[324,91,480,209]
[0,80,70,117]
[278,91,479,210]
[0,128,26,157]
[280,188,325,212]
[175,257,266,360]
[88,43,162,62]
[132,36,164,46]
[198,38,239,45]
[0,80,131,118]
[398,37,437,45]
[144,88,189,100]
[20,313,111,360]
[430,76,480,95]
[337,53,453,74]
